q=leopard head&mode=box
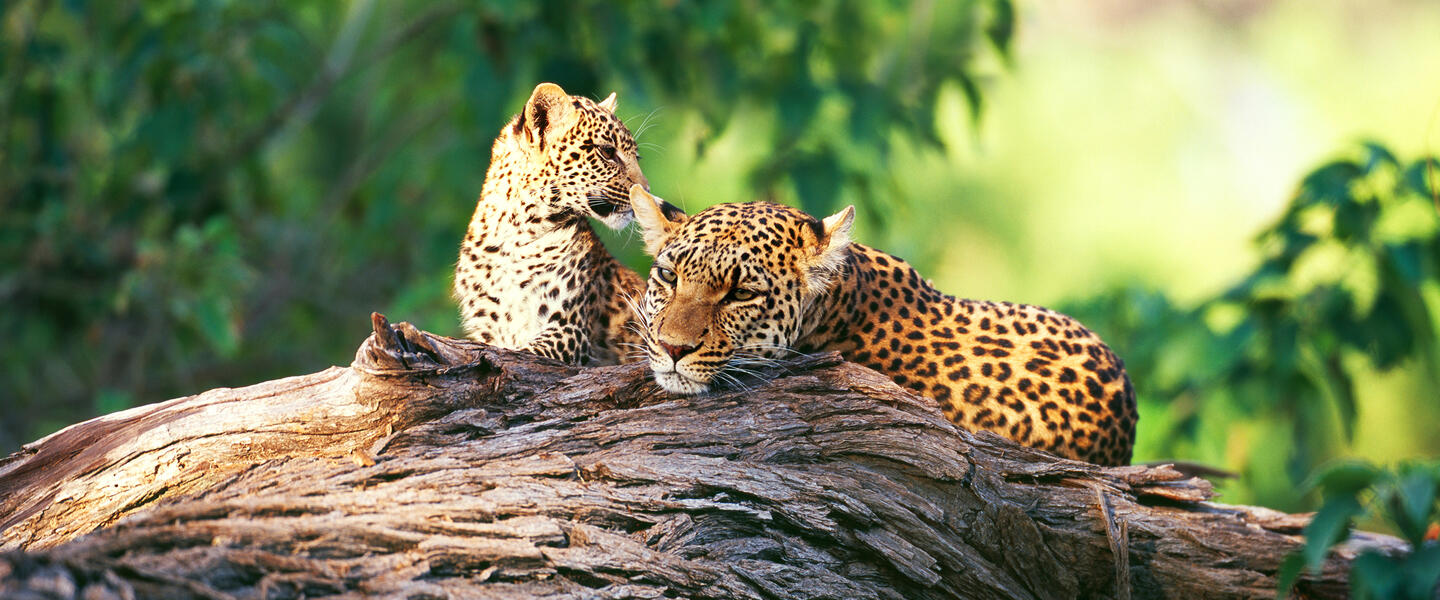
[629,185,854,394]
[499,82,648,229]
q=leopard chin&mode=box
[593,206,634,230]
[651,368,711,395]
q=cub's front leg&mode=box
[523,324,591,365]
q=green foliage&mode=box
[0,0,1012,450]
[1066,144,1440,510]
[1277,460,1440,599]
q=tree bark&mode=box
[0,314,1408,599]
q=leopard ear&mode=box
[520,83,580,151]
[820,205,855,251]
[803,205,855,295]
[630,185,687,255]
[598,92,618,112]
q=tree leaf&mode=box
[1350,551,1404,600]
[1276,552,1306,599]
[1386,242,1426,285]
[1404,158,1440,199]
[1401,544,1440,600]
[955,72,983,127]
[1302,495,1364,572]
[1362,141,1399,174]
[1300,160,1363,207]
[1390,467,1439,544]
[1311,460,1380,495]
[986,0,1015,60]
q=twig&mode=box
[1096,484,1131,600]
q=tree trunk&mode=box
[0,314,1407,599]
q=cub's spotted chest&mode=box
[629,189,1137,466]
[453,83,652,365]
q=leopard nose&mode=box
[658,341,697,361]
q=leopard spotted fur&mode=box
[629,190,1137,465]
[453,83,655,365]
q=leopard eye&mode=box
[655,267,677,284]
[598,144,618,161]
[726,288,758,303]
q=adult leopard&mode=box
[454,83,674,365]
[627,186,1136,465]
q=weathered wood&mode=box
[0,314,1409,599]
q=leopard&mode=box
[626,186,1137,466]
[453,82,678,365]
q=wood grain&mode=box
[0,314,1407,599]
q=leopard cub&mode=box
[454,83,654,365]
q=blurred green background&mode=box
[2,0,1438,517]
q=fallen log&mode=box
[0,314,1408,599]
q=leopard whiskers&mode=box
[719,364,769,383]
[728,355,789,370]
[629,106,665,142]
[731,351,800,365]
[535,183,625,209]
[619,294,652,333]
[735,343,808,357]
[711,371,756,395]
[619,294,661,360]
[616,222,647,249]
[714,348,800,388]
[616,339,653,363]
[721,357,772,373]
[614,341,650,355]
[732,346,808,367]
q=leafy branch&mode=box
[1065,143,1440,509]
[1280,460,1440,599]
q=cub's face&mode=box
[628,189,854,394]
[511,83,648,230]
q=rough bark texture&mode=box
[0,314,1409,599]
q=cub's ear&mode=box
[802,205,855,296]
[630,184,687,255]
[520,83,580,152]
[598,92,618,112]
